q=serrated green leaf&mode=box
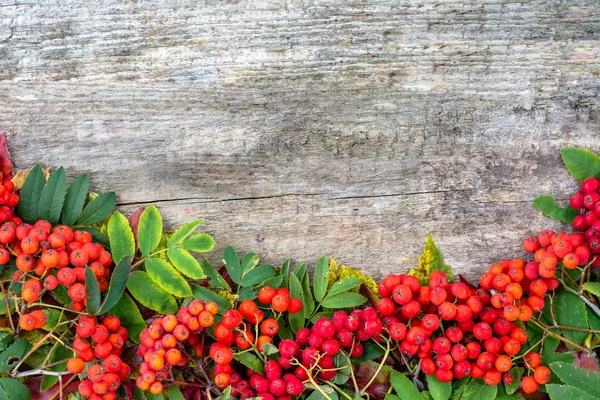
[462,379,497,400]
[107,211,135,264]
[127,271,177,314]
[191,285,232,311]
[549,362,600,398]
[42,309,68,332]
[138,205,162,257]
[426,374,451,400]
[583,282,600,297]
[168,219,204,247]
[37,167,67,225]
[18,164,45,223]
[321,292,367,308]
[168,248,205,279]
[389,370,423,400]
[561,148,600,181]
[533,195,579,223]
[182,233,215,253]
[40,346,71,391]
[167,386,185,400]
[202,258,231,291]
[0,338,32,373]
[61,174,89,226]
[546,384,600,400]
[314,256,329,302]
[98,257,132,314]
[145,258,192,297]
[107,293,145,343]
[223,246,241,284]
[289,273,304,332]
[77,227,110,249]
[325,277,363,298]
[233,352,264,375]
[409,234,453,285]
[85,266,101,315]
[0,378,31,400]
[77,192,116,226]
[240,264,276,287]
[554,291,588,345]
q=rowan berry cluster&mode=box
[0,177,20,220]
[6,220,113,309]
[570,177,600,252]
[376,271,538,389]
[68,315,131,400]
[136,300,219,395]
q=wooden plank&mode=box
[0,0,599,281]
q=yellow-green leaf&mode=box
[127,271,177,314]
[145,258,192,297]
[168,248,205,279]
[108,211,135,264]
[138,205,163,256]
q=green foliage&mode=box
[389,370,424,400]
[223,246,242,284]
[168,218,204,246]
[326,277,363,297]
[18,164,46,223]
[582,282,600,297]
[108,211,135,265]
[40,346,71,391]
[461,378,497,400]
[553,291,588,345]
[85,266,101,315]
[61,174,89,225]
[561,147,600,181]
[138,205,162,256]
[127,271,177,314]
[532,195,579,223]
[0,378,31,400]
[0,338,32,373]
[240,264,276,287]
[321,292,367,308]
[168,248,205,279]
[145,258,192,297]
[288,273,304,332]
[202,258,231,291]
[313,256,329,302]
[167,386,185,400]
[182,233,215,253]
[409,234,453,285]
[233,352,264,375]
[426,374,451,400]
[97,256,132,314]
[107,293,145,343]
[191,285,233,311]
[76,191,117,226]
[37,167,67,225]
[549,362,600,398]
[546,385,599,400]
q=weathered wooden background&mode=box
[1,1,599,281]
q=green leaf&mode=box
[505,368,523,395]
[77,227,110,249]
[0,293,16,315]
[280,259,290,288]
[37,167,67,225]
[107,293,145,343]
[97,257,132,314]
[167,386,185,400]
[533,195,579,223]
[321,292,367,309]
[461,379,497,400]
[546,384,600,400]
[238,286,256,301]
[542,352,575,367]
[233,352,264,375]
[241,253,260,277]
[134,386,145,400]
[168,219,204,247]
[182,234,215,253]
[77,192,117,226]
[0,338,32,373]
[289,273,304,332]
[426,374,451,400]
[310,311,335,324]
[314,256,329,302]
[550,362,600,398]
[389,370,423,400]
[127,271,177,314]
[351,341,385,363]
[138,205,162,256]
[42,309,68,332]
[582,282,600,297]
[85,266,101,315]
[0,378,31,400]
[18,164,45,223]
[256,275,284,290]
[223,246,241,284]
[168,248,205,279]
[451,377,470,399]
[409,234,453,285]
[145,258,192,297]
[588,305,600,340]
[300,268,315,317]
[215,387,232,400]
[325,277,363,298]
[108,211,135,264]
[191,285,232,311]
[561,148,600,181]
[240,264,276,287]
[554,290,589,345]
[202,259,231,291]
[61,174,89,226]
[40,346,71,391]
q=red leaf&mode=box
[574,351,599,372]
[0,133,14,180]
[26,375,79,400]
[127,206,146,247]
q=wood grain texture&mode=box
[1,0,599,281]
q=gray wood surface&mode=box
[1,1,599,282]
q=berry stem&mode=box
[529,318,591,354]
[359,336,391,395]
[12,369,71,378]
[324,380,353,400]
